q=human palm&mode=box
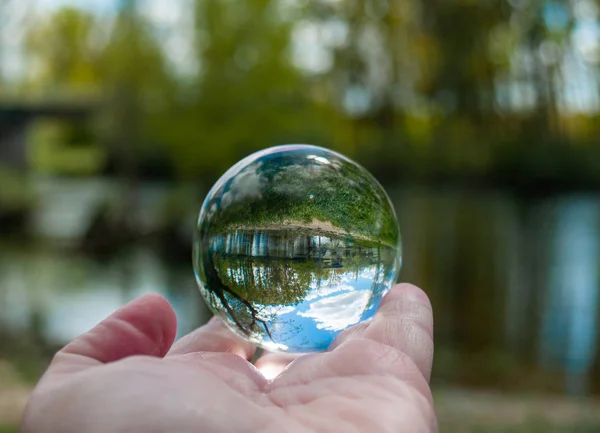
[21,284,436,433]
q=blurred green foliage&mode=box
[28,120,106,175]
[2,0,599,191]
[0,166,33,211]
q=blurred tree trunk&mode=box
[115,0,140,222]
[419,0,508,173]
[99,0,142,235]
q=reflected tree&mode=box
[201,238,318,340]
[214,255,315,307]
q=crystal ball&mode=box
[193,145,402,353]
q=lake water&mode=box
[1,178,599,396]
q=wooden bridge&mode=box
[0,98,99,169]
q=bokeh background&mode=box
[1,0,600,431]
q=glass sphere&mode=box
[193,145,402,353]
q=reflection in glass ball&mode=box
[193,145,402,353]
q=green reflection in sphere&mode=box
[193,145,402,353]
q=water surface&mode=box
[1,179,599,395]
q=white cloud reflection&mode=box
[220,163,264,209]
[306,154,331,165]
[299,290,370,331]
[305,283,354,302]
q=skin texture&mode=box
[20,283,437,433]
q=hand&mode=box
[21,283,436,433]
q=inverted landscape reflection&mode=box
[206,230,397,352]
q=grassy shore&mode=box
[435,388,600,432]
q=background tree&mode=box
[24,7,100,93]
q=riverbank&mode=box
[0,362,30,428]
[435,388,600,431]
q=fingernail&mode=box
[397,283,431,306]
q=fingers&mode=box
[330,283,434,381]
[168,316,257,361]
[48,293,177,376]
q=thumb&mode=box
[45,293,177,378]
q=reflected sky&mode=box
[300,290,371,331]
[268,265,380,351]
